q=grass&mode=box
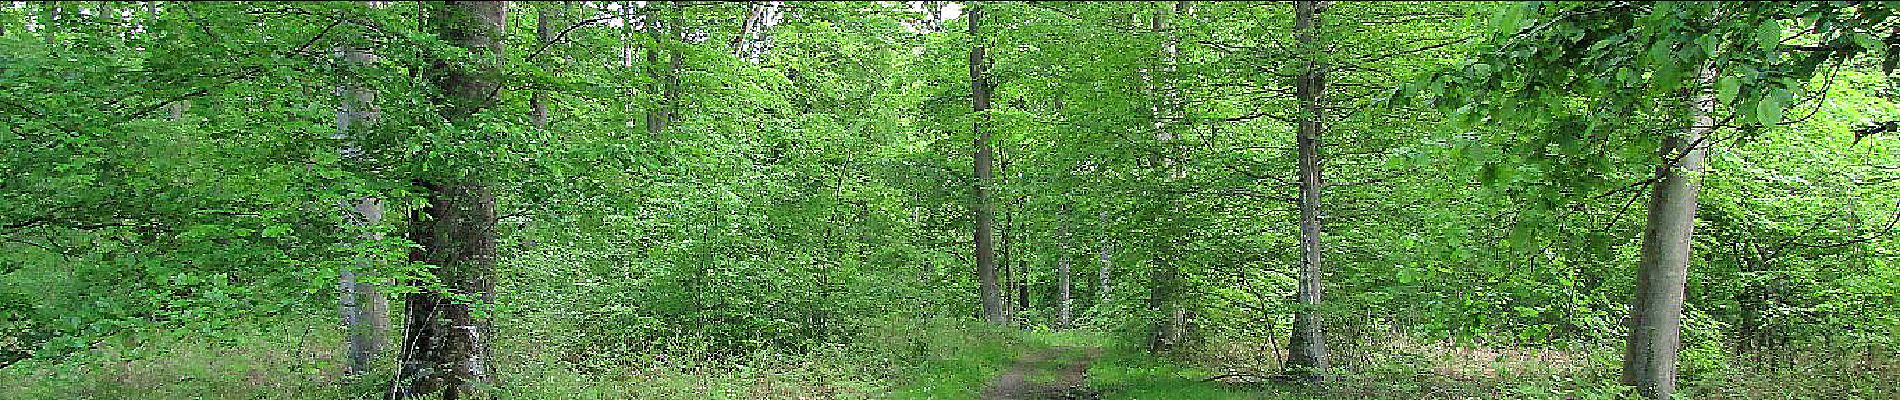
[3,318,1890,400]
[1083,342,1268,400]
[882,319,1027,399]
[0,317,1027,400]
[0,321,356,400]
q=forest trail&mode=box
[981,346,1103,400]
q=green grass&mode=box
[0,321,358,400]
[1083,343,1272,400]
[882,320,1027,400]
[6,319,1888,400]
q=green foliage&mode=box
[0,1,1893,399]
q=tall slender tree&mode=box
[1098,211,1113,307]
[1144,0,1192,354]
[530,4,552,130]
[1285,0,1331,380]
[969,2,1005,324]
[1057,203,1073,328]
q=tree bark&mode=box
[922,1,945,33]
[998,159,1014,322]
[1144,1,1191,354]
[1098,211,1113,307]
[969,2,1005,324]
[392,2,504,399]
[1058,204,1073,328]
[1621,65,1715,400]
[734,2,779,63]
[337,41,389,378]
[1011,194,1028,319]
[645,4,678,136]
[1285,0,1331,381]
[531,5,552,130]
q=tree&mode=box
[531,4,553,130]
[1144,0,1191,354]
[391,1,505,398]
[1285,0,1330,380]
[734,2,781,63]
[646,3,681,137]
[1621,64,1714,400]
[1427,2,1900,398]
[336,34,389,378]
[969,2,1004,324]
[1058,203,1073,328]
[1098,211,1113,308]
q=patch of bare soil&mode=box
[981,346,1103,400]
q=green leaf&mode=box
[1757,19,1783,49]
[1716,76,1740,104]
[1853,32,1881,50]
[1756,95,1784,126]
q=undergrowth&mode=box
[2,318,1889,400]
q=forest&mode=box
[0,1,1895,399]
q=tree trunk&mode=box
[531,5,552,130]
[1146,256,1179,353]
[734,2,779,63]
[1144,1,1191,354]
[1058,204,1073,328]
[1099,211,1112,307]
[1285,0,1331,380]
[1620,65,1715,400]
[337,42,389,378]
[620,1,635,128]
[645,5,677,137]
[922,1,945,33]
[1012,197,1028,320]
[1017,258,1030,316]
[392,2,504,399]
[998,164,1014,322]
[969,2,1005,324]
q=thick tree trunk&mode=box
[1285,0,1331,380]
[965,1,1010,324]
[392,2,504,399]
[337,43,389,378]
[395,184,498,400]
[1621,66,1715,400]
[969,3,1005,324]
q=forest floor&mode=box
[980,346,1103,400]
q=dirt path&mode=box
[981,346,1103,400]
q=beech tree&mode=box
[335,36,388,378]
[1427,2,1899,398]
[392,1,506,398]
[1285,0,1331,380]
[969,2,1005,324]
[0,2,1892,399]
